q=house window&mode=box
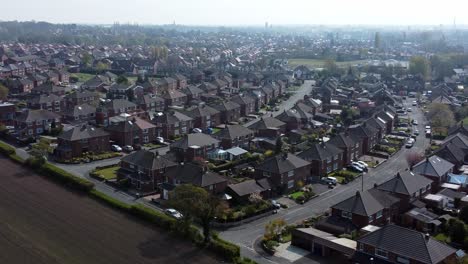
[368,215,374,223]
[28,129,33,135]
[359,243,364,251]
[376,210,383,219]
[375,248,388,259]
[287,170,294,177]
[341,211,352,219]
[396,256,410,264]
[287,180,294,189]
[36,128,43,134]
[174,122,180,127]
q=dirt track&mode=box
[0,157,219,264]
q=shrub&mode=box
[0,141,15,155]
[263,240,279,251]
[129,204,177,230]
[209,237,241,261]
[89,189,131,211]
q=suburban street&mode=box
[220,98,431,264]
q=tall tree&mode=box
[0,83,9,100]
[168,184,225,243]
[117,75,129,85]
[409,56,430,80]
[427,103,455,128]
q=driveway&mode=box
[220,98,430,264]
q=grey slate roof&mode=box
[256,153,310,174]
[332,190,398,217]
[170,133,219,150]
[298,142,343,161]
[121,150,176,170]
[215,125,254,140]
[377,171,433,196]
[227,179,266,197]
[165,163,226,188]
[412,156,454,178]
[248,117,285,130]
[357,224,456,264]
[58,125,109,141]
[328,133,357,149]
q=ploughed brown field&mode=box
[0,157,219,264]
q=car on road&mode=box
[412,101,417,106]
[425,125,431,130]
[156,137,164,144]
[407,108,412,112]
[165,208,183,220]
[111,145,122,152]
[274,106,280,111]
[321,176,337,185]
[414,129,420,135]
[123,145,134,152]
[192,128,203,133]
[405,138,415,148]
[412,120,418,125]
[425,129,432,137]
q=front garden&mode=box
[90,165,119,180]
[60,152,122,164]
[288,185,316,204]
[329,169,360,184]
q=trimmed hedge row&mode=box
[89,189,131,211]
[0,141,15,155]
[209,236,241,261]
[37,163,95,192]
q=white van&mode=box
[322,177,337,185]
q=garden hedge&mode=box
[38,163,95,192]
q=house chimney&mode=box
[396,172,401,178]
[373,183,378,188]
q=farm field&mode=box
[288,58,368,68]
[0,157,218,264]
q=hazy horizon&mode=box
[2,0,468,27]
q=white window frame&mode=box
[375,248,388,259]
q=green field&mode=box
[288,58,368,69]
[70,73,95,83]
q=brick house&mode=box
[349,123,379,154]
[354,225,456,264]
[117,150,177,192]
[231,94,257,116]
[161,90,187,108]
[255,153,311,193]
[65,90,99,108]
[247,117,286,138]
[106,117,157,146]
[62,104,97,124]
[298,142,344,181]
[213,124,255,149]
[152,110,193,139]
[27,94,64,113]
[55,125,110,160]
[328,132,361,165]
[211,100,241,124]
[169,133,220,162]
[15,109,61,140]
[162,163,228,199]
[182,85,204,103]
[183,104,221,131]
[0,102,16,126]
[173,74,187,89]
[135,94,165,112]
[412,156,454,191]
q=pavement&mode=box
[220,98,431,264]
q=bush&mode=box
[37,163,95,192]
[0,141,15,155]
[209,237,241,261]
[89,189,131,211]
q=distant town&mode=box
[1,21,468,264]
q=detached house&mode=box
[255,153,310,193]
[55,125,110,160]
[118,150,177,192]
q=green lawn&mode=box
[290,191,305,200]
[463,117,468,125]
[211,128,221,134]
[288,58,368,69]
[94,166,119,180]
[434,233,450,243]
[70,73,95,83]
[143,143,163,149]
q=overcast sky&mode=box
[1,0,467,26]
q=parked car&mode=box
[111,145,122,152]
[412,120,418,125]
[412,101,417,106]
[165,208,183,220]
[192,128,203,133]
[271,200,281,209]
[123,145,134,152]
[348,164,363,173]
[414,129,420,135]
[425,125,431,130]
[321,177,337,185]
[407,108,412,112]
[352,161,367,171]
[405,138,415,148]
[156,137,164,144]
[356,161,368,168]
